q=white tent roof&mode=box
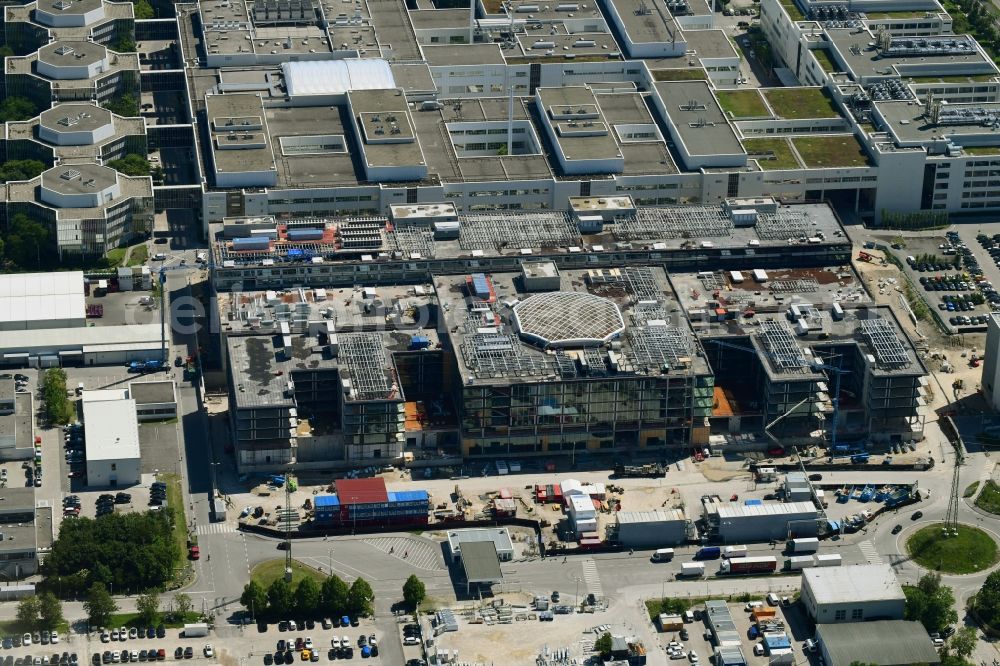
[282,59,396,97]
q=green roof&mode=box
[461,541,503,583]
[763,88,840,119]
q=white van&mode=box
[652,548,675,562]
[766,593,780,606]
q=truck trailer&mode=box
[787,555,816,570]
[720,556,777,575]
[788,537,819,554]
[815,553,842,567]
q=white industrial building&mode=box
[0,272,85,331]
[129,381,177,421]
[446,527,514,563]
[615,509,689,548]
[712,501,819,542]
[82,391,141,487]
[784,472,813,502]
[0,324,163,368]
[567,494,598,536]
[801,564,905,624]
[981,313,1000,411]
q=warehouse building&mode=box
[0,379,34,461]
[705,600,741,647]
[710,501,819,542]
[815,620,939,666]
[801,564,905,624]
[614,509,689,548]
[313,478,429,528]
[446,527,515,563]
[0,487,37,579]
[82,391,141,487]
[0,272,85,331]
[129,381,177,422]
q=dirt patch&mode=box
[699,460,752,482]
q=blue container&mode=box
[232,236,270,251]
[286,228,324,241]
[409,335,430,350]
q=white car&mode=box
[204,645,214,658]
[288,621,297,632]
[753,643,765,656]
[321,619,332,630]
[240,507,252,518]
[670,652,687,660]
[130,652,138,662]
[304,639,313,651]
[689,651,699,663]
[110,630,119,641]
[330,638,340,649]
[403,637,419,646]
[50,634,60,645]
[22,634,32,647]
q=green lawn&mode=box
[975,480,1000,514]
[764,88,840,119]
[743,138,800,170]
[864,9,929,17]
[812,49,837,73]
[128,244,149,266]
[793,136,871,168]
[963,146,1000,155]
[779,0,804,20]
[251,559,326,589]
[651,68,707,81]
[109,611,201,630]
[907,524,998,574]
[105,248,126,267]
[644,594,764,621]
[716,90,770,118]
[964,481,981,498]
[912,74,998,83]
[162,473,188,585]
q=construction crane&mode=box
[704,338,850,451]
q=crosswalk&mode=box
[196,523,238,535]
[581,559,603,599]
[858,540,884,565]
[363,536,444,571]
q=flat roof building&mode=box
[82,392,141,487]
[0,272,85,331]
[446,527,515,562]
[801,564,906,623]
[815,620,940,666]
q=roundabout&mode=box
[906,523,999,575]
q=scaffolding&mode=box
[769,278,819,293]
[460,331,553,379]
[758,319,806,372]
[632,300,672,326]
[458,212,580,251]
[585,266,663,302]
[754,211,810,240]
[389,226,435,259]
[338,333,396,401]
[614,206,733,241]
[859,319,911,369]
[628,323,692,368]
[698,272,725,291]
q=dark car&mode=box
[120,651,129,663]
[942,626,956,638]
[891,524,902,534]
[277,641,286,653]
[145,629,154,640]
[264,656,273,666]
[174,649,182,660]
[102,654,111,665]
[808,473,822,481]
[304,621,314,631]
[350,618,359,627]
[912,511,924,520]
[115,493,131,504]
[284,653,294,665]
[183,648,192,660]
[155,627,165,640]
[92,657,100,666]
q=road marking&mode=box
[858,540,884,565]
[197,523,238,535]
[581,559,604,598]
[363,536,444,571]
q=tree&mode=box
[6,213,50,271]
[0,46,13,58]
[294,578,321,619]
[267,579,294,618]
[136,591,160,626]
[904,573,959,633]
[16,596,40,630]
[402,575,426,609]
[40,368,74,425]
[38,593,64,629]
[106,154,150,177]
[949,627,977,659]
[172,593,193,621]
[84,583,117,629]
[594,632,613,658]
[0,97,37,122]
[133,0,154,18]
[347,578,374,618]
[974,569,1000,626]
[321,575,349,616]
[241,581,267,619]
[104,95,138,118]
[0,159,46,183]
[111,36,136,53]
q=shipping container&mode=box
[787,555,815,571]
[723,545,748,559]
[751,608,776,621]
[231,236,271,251]
[831,302,844,320]
[659,614,684,631]
[815,553,842,567]
[720,556,777,575]
[286,227,325,241]
[680,562,705,577]
[789,537,819,554]
[752,269,768,282]
[729,271,745,284]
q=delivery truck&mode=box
[680,562,706,577]
[815,553,842,567]
[182,624,209,638]
[723,545,748,559]
[695,546,721,560]
[719,556,777,575]
[789,537,819,554]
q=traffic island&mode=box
[906,523,998,574]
